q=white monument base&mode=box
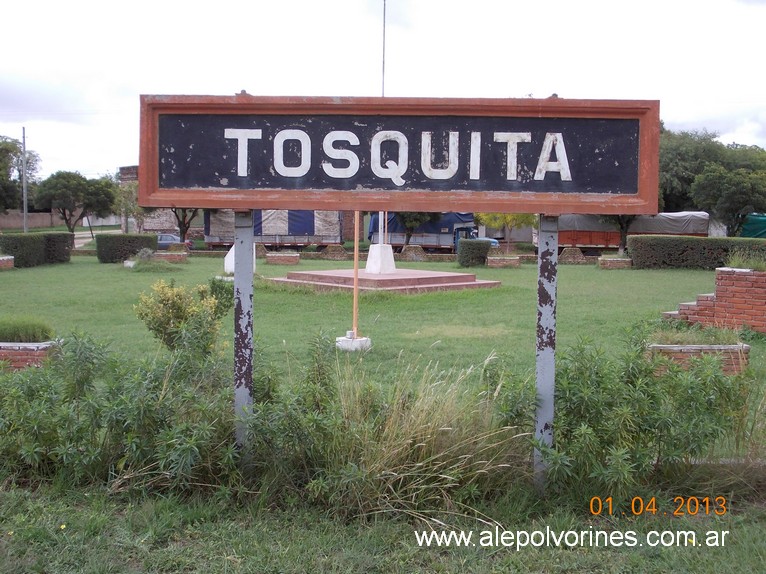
[224,244,256,275]
[336,331,372,352]
[365,243,396,274]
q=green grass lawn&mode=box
[0,255,725,376]
[2,485,765,574]
[1,255,764,573]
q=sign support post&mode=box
[233,210,254,447]
[534,215,559,492]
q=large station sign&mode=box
[139,95,659,214]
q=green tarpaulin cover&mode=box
[741,214,766,238]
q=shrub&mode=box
[168,242,189,253]
[457,238,492,267]
[96,234,157,263]
[0,332,239,489]
[0,234,45,268]
[43,233,74,263]
[628,235,766,269]
[136,247,155,261]
[727,246,766,271]
[645,318,741,345]
[132,260,179,273]
[0,317,54,342]
[205,277,234,318]
[135,280,221,354]
[539,336,749,504]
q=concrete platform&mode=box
[272,268,500,294]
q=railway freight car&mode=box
[554,211,717,253]
[203,209,342,249]
[367,212,477,252]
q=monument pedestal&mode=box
[365,243,396,274]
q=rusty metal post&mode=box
[234,210,254,448]
[534,215,559,492]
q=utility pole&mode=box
[22,127,28,233]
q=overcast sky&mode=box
[2,0,765,180]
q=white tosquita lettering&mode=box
[222,127,573,184]
[421,131,459,180]
[534,133,572,181]
[370,131,408,186]
[223,128,262,177]
[494,132,532,180]
[322,131,360,179]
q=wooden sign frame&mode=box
[139,94,659,215]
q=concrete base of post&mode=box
[335,330,372,352]
[365,243,396,274]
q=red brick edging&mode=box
[648,343,750,375]
[0,255,14,270]
[0,341,56,370]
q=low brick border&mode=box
[648,343,750,375]
[0,255,14,270]
[0,341,57,370]
[266,252,300,265]
[487,256,521,268]
[599,257,633,269]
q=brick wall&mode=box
[669,267,766,333]
[266,252,300,265]
[598,257,633,270]
[648,343,750,375]
[0,256,13,270]
[487,256,521,268]
[0,342,55,370]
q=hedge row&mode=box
[0,233,73,268]
[0,316,54,342]
[457,239,492,267]
[627,235,766,269]
[96,234,157,263]
[44,233,74,264]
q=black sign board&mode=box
[140,95,659,214]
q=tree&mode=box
[34,171,116,232]
[474,213,537,251]
[691,165,766,237]
[659,128,725,212]
[722,143,766,172]
[0,135,41,213]
[113,181,152,233]
[171,208,199,242]
[393,211,441,245]
[0,180,19,214]
[599,215,636,256]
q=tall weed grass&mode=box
[306,358,530,522]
